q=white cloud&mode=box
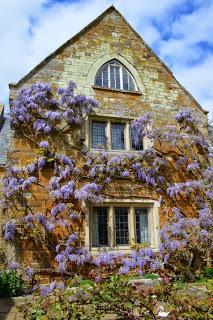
[0,0,44,102]
[171,1,213,45]
[0,0,212,119]
[174,55,213,118]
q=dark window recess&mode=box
[131,127,143,150]
[135,208,149,244]
[93,207,108,246]
[111,123,125,150]
[92,121,106,149]
[115,207,129,245]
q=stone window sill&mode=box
[90,149,144,154]
[90,246,159,255]
[92,85,142,95]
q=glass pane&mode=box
[115,67,120,89]
[95,75,102,87]
[115,207,129,245]
[109,60,120,67]
[110,66,116,89]
[123,75,129,90]
[92,121,106,149]
[122,66,136,91]
[129,76,135,91]
[135,208,149,244]
[93,207,108,246]
[103,69,108,87]
[122,67,129,90]
[131,127,143,150]
[111,123,125,150]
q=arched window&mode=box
[95,60,137,91]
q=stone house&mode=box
[0,6,208,269]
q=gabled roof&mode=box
[9,5,208,114]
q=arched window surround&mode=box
[87,54,144,93]
[95,59,137,92]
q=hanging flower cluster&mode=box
[10,81,98,136]
[160,206,212,271]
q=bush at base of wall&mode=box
[0,270,24,297]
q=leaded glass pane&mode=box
[92,121,106,149]
[115,207,129,245]
[129,76,135,91]
[111,123,125,150]
[122,67,129,90]
[131,127,143,150]
[110,66,116,89]
[93,207,108,246]
[102,65,108,87]
[96,75,102,87]
[116,67,120,89]
[135,208,149,244]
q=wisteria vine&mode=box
[0,80,212,294]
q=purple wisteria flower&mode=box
[175,108,197,125]
[69,213,80,220]
[37,157,46,169]
[51,203,67,216]
[40,281,56,296]
[57,281,66,290]
[10,81,97,138]
[27,163,37,174]
[25,266,34,280]
[131,112,152,140]
[199,206,213,228]
[94,251,124,267]
[4,220,16,240]
[45,111,62,121]
[119,266,130,275]
[173,207,182,220]
[74,183,103,203]
[8,261,20,270]
[39,140,49,148]
[22,176,37,190]
[52,181,75,200]
[104,177,111,184]
[95,275,102,283]
[23,214,34,228]
[121,170,129,177]
[167,181,202,197]
[35,213,55,231]
[187,162,200,171]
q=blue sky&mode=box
[0,0,212,118]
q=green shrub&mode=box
[0,270,24,297]
[204,267,213,279]
[141,273,159,279]
[21,275,213,320]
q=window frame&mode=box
[95,60,137,92]
[91,120,107,149]
[89,117,146,152]
[135,208,149,244]
[86,200,160,253]
[111,122,126,150]
[92,206,109,247]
